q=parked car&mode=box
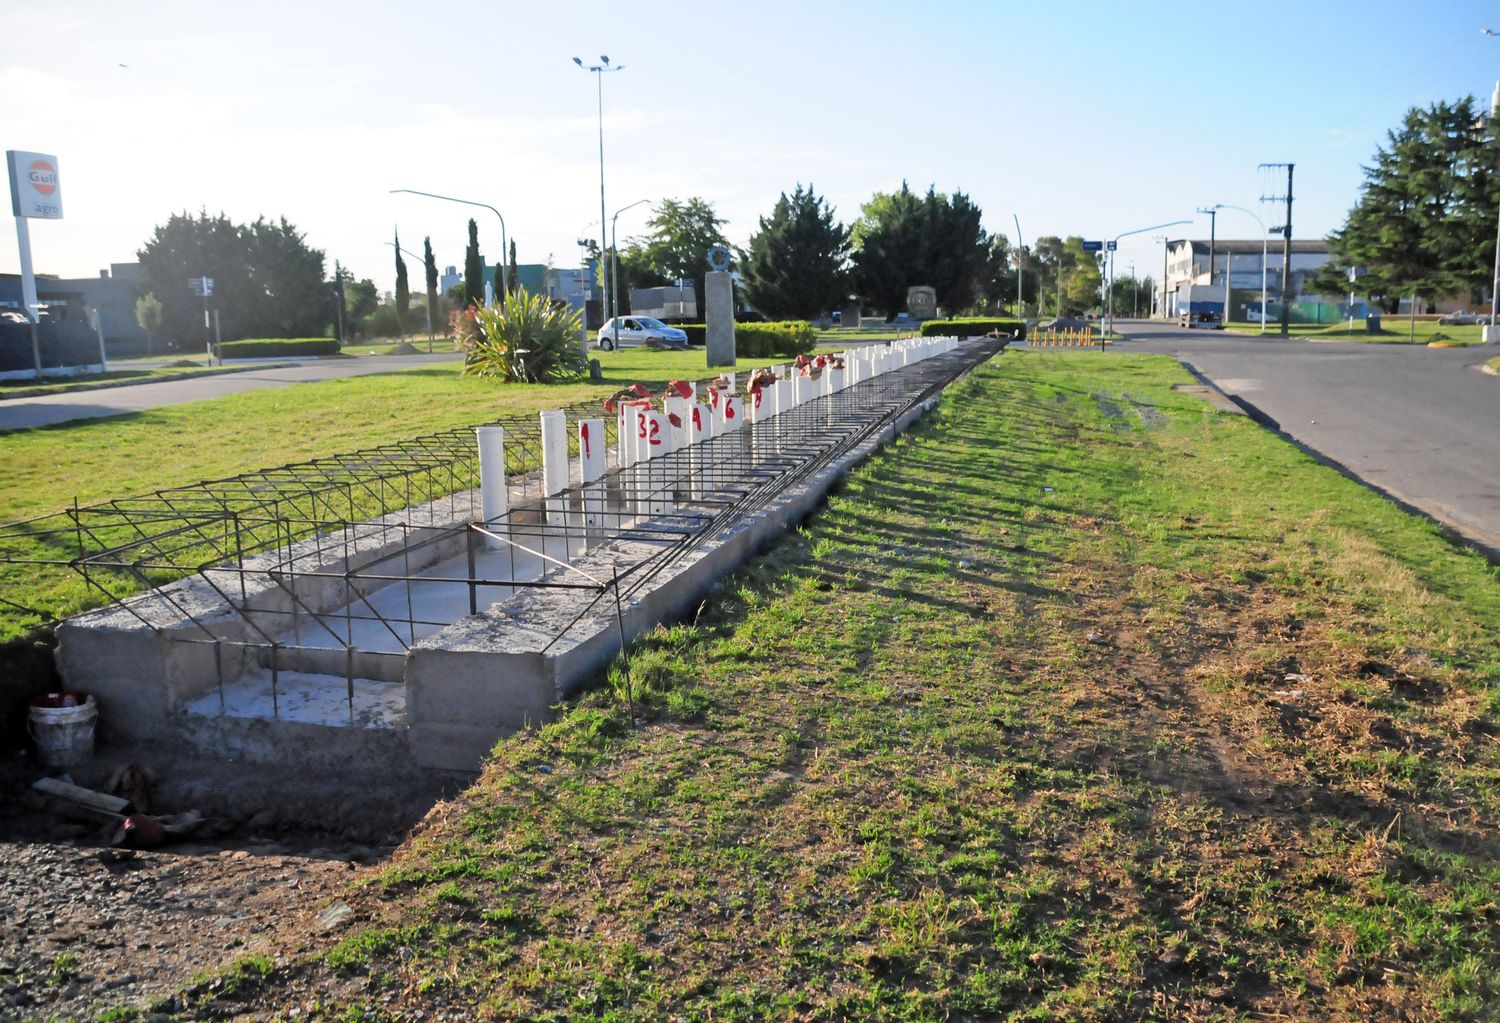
[1040,316,1091,331]
[735,309,768,323]
[595,316,690,351]
[1438,311,1478,325]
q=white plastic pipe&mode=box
[579,417,606,535]
[476,426,507,549]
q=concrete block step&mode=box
[253,644,406,682]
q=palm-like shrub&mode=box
[461,288,588,383]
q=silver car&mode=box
[596,316,689,350]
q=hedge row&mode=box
[676,322,816,358]
[918,318,1026,339]
[219,337,341,358]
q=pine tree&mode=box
[1324,96,1500,309]
[740,184,850,319]
[423,237,438,339]
[508,239,520,297]
[463,219,484,309]
[394,229,410,339]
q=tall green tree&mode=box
[136,210,330,343]
[508,239,519,297]
[394,229,410,339]
[851,183,991,318]
[134,292,163,354]
[1318,96,1500,311]
[638,198,729,319]
[740,184,851,319]
[463,218,484,309]
[422,237,438,336]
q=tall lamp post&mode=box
[1107,220,1192,334]
[389,189,507,302]
[1012,213,1025,317]
[610,198,650,349]
[1212,203,1268,334]
[386,241,434,351]
[573,55,625,342]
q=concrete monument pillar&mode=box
[705,270,736,368]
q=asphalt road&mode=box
[0,352,464,431]
[1109,320,1500,554]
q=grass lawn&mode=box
[162,351,1498,1022]
[1486,356,1500,374]
[0,346,813,640]
[1224,321,1488,345]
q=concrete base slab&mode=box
[181,670,406,730]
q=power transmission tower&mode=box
[1259,163,1294,337]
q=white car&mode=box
[596,316,689,350]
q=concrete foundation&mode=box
[52,336,1003,786]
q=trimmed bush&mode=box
[919,318,1026,339]
[219,338,341,358]
[674,321,815,357]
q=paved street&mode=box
[1110,320,1500,554]
[0,352,464,431]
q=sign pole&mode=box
[14,215,41,378]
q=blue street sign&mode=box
[1106,241,1118,251]
[1081,240,1103,253]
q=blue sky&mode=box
[4,0,1499,297]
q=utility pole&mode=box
[1195,207,1217,288]
[1260,162,1295,337]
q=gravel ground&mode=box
[0,754,392,1023]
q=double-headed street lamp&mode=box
[573,55,625,338]
[610,198,650,348]
[389,189,508,303]
[1211,203,1269,334]
[1106,220,1192,333]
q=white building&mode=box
[1159,239,1331,320]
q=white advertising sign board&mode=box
[8,151,62,219]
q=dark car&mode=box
[735,309,768,323]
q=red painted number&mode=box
[581,423,592,459]
[725,401,736,419]
[648,420,662,446]
[637,413,648,439]
[692,407,703,431]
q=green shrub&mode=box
[919,318,1026,339]
[219,337,340,358]
[673,321,814,357]
[462,287,588,383]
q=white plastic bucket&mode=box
[28,692,97,769]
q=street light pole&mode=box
[1212,203,1268,334]
[610,198,650,349]
[1106,220,1193,334]
[1012,213,1025,317]
[389,189,508,303]
[574,56,625,341]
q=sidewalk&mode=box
[0,351,465,432]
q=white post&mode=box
[540,410,570,565]
[579,417,606,539]
[719,393,742,431]
[664,395,692,449]
[645,409,673,515]
[476,426,508,549]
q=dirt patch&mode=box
[0,756,394,1021]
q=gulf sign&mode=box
[8,151,63,219]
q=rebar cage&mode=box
[0,338,1004,718]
